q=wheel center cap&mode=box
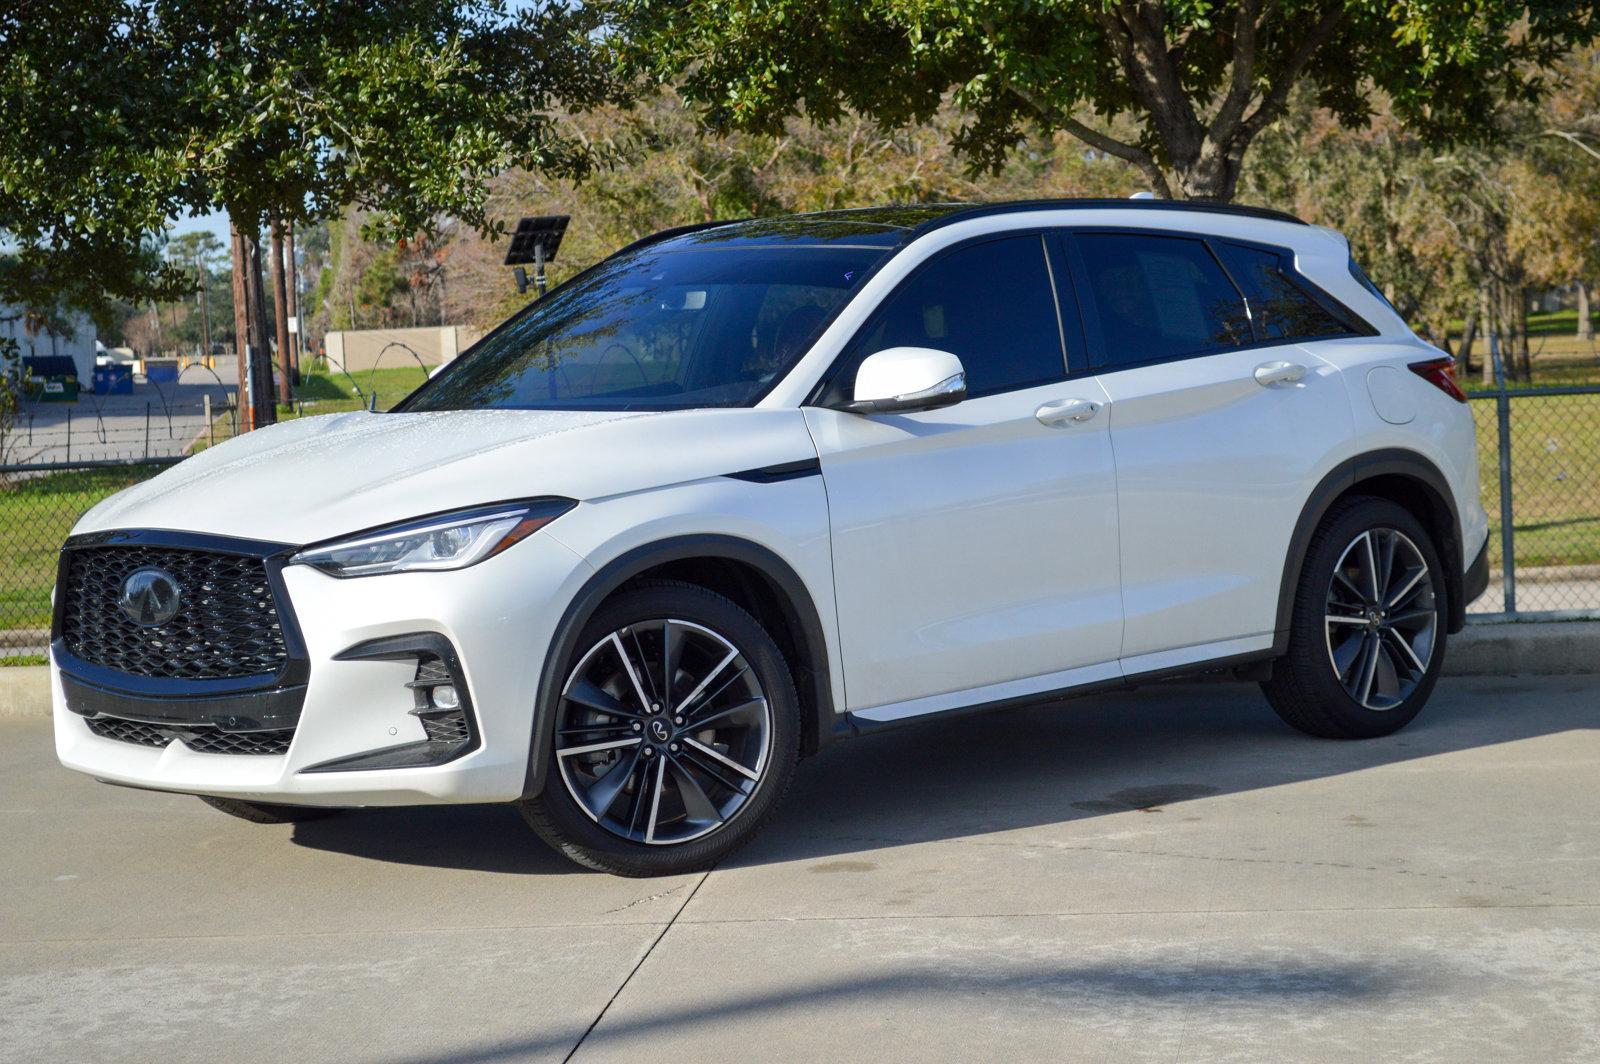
[649,719,671,743]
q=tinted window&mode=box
[402,245,882,412]
[1215,243,1351,341]
[826,234,1066,402]
[1073,233,1249,367]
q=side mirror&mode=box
[842,347,967,414]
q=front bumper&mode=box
[53,530,596,806]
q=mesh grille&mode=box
[83,715,171,749]
[418,710,471,744]
[60,546,289,680]
[84,715,292,755]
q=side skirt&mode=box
[840,639,1279,738]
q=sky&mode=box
[170,208,231,245]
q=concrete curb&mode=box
[1448,620,1600,677]
[1,621,1595,720]
[0,665,50,720]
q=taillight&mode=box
[1408,356,1468,403]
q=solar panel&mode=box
[503,216,570,266]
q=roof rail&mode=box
[912,197,1307,232]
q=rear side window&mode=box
[824,234,1066,402]
[1071,233,1250,368]
[1214,243,1351,341]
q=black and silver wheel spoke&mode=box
[1324,527,1438,711]
[555,618,770,845]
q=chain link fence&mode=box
[1468,384,1600,618]
[0,459,182,662]
[3,382,1598,663]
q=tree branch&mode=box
[1008,84,1174,198]
[1210,0,1264,145]
[1239,6,1345,141]
[1543,128,1600,164]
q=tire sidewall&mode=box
[1289,498,1449,737]
[524,583,801,875]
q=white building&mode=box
[1,304,99,382]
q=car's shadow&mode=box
[289,675,1599,873]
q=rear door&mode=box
[1063,230,1359,669]
[805,232,1122,717]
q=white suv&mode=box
[52,200,1490,875]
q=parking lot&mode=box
[3,673,1598,1063]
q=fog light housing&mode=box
[304,633,478,773]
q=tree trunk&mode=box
[1480,285,1497,387]
[284,222,301,383]
[238,224,277,427]
[1458,304,1478,376]
[269,217,293,404]
[1578,281,1593,342]
[229,224,253,430]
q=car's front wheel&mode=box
[1262,496,1448,739]
[519,581,800,876]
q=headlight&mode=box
[290,499,575,578]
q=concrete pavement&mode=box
[2,674,1599,1062]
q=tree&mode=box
[167,231,227,359]
[430,89,1137,329]
[614,0,1600,201]
[2,0,619,427]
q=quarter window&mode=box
[1072,233,1250,367]
[825,234,1067,402]
[1214,243,1351,341]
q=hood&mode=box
[77,407,819,545]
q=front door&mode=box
[805,232,1123,719]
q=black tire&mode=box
[519,580,801,877]
[1262,496,1449,739]
[197,796,340,824]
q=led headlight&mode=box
[291,498,575,578]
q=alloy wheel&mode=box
[555,619,771,845]
[1324,528,1438,711]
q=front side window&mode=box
[1072,233,1250,368]
[1214,243,1351,341]
[822,233,1067,403]
[402,244,884,412]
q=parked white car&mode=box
[52,200,1490,875]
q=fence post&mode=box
[143,402,151,461]
[204,393,214,447]
[65,408,70,463]
[1488,328,1517,614]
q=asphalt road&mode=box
[3,675,1598,1063]
[7,364,237,465]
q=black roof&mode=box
[621,197,1306,257]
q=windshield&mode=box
[401,243,886,412]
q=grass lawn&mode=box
[189,362,432,453]
[1473,392,1600,568]
[1455,310,1600,391]
[0,465,172,634]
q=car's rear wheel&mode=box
[197,796,340,824]
[519,581,800,876]
[1262,496,1448,739]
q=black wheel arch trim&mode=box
[1274,448,1467,653]
[521,534,837,798]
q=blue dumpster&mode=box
[144,359,180,384]
[93,364,134,395]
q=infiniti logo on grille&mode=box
[118,567,182,627]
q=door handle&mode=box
[1254,360,1307,387]
[1035,397,1100,426]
